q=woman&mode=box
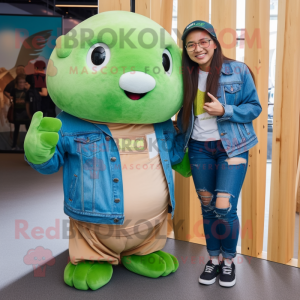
[176,21,262,287]
[10,74,31,150]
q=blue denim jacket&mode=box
[177,60,262,157]
[25,112,185,224]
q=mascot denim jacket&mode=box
[25,112,185,225]
[177,60,262,157]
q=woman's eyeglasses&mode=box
[185,39,212,52]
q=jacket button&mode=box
[248,132,250,135]
[105,136,111,141]
[231,86,233,91]
[114,218,119,223]
[113,178,119,183]
[221,133,226,136]
[114,198,120,203]
[111,157,117,162]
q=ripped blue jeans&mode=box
[188,138,249,259]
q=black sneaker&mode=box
[199,260,220,285]
[219,261,236,287]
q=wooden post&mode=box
[211,0,236,60]
[98,0,130,13]
[297,51,300,269]
[177,0,209,48]
[173,0,209,245]
[160,0,173,35]
[135,0,151,17]
[241,0,269,258]
[267,0,300,264]
[135,0,173,34]
[296,109,300,213]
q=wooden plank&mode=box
[150,0,162,24]
[241,0,269,258]
[177,0,209,47]
[297,109,300,213]
[211,0,236,59]
[295,153,300,212]
[136,0,151,17]
[297,29,300,269]
[136,0,174,34]
[267,0,300,264]
[160,0,174,34]
[173,0,209,245]
[98,0,130,13]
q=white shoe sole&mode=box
[199,277,216,285]
[219,278,236,287]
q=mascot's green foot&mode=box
[64,261,113,290]
[121,250,179,278]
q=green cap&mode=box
[181,20,217,41]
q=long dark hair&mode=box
[181,29,255,132]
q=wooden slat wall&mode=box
[97,0,300,268]
[135,0,174,34]
[267,0,300,264]
[173,0,209,245]
[98,0,130,13]
[241,0,269,258]
[211,0,236,60]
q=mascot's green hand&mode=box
[24,111,62,165]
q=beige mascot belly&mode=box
[69,123,170,265]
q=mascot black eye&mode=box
[162,49,172,76]
[91,46,106,65]
[162,53,170,72]
[87,43,111,71]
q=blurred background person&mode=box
[3,65,30,99]
[10,74,30,150]
[26,60,50,118]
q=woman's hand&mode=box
[203,92,225,116]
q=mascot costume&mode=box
[24,11,188,290]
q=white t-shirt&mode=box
[191,69,221,141]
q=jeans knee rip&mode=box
[197,189,214,212]
[213,203,232,219]
[215,190,235,199]
[214,191,233,219]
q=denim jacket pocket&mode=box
[243,123,251,136]
[223,83,242,105]
[68,174,78,202]
[235,122,252,144]
[236,123,247,142]
[74,133,102,157]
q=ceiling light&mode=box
[56,5,98,7]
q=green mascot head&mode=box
[46,10,183,124]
